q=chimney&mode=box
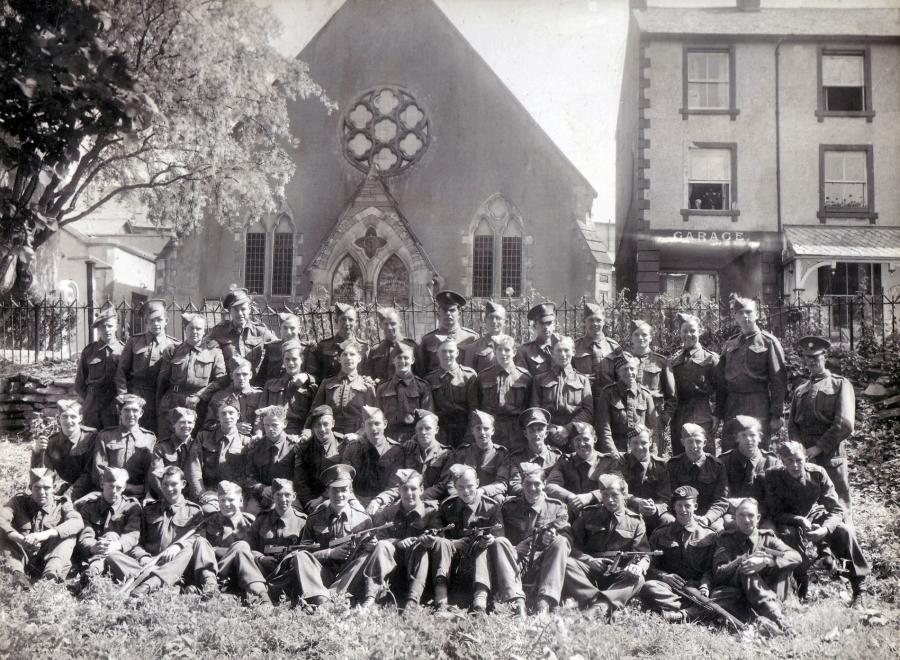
[737,0,761,10]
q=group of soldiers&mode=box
[0,287,870,632]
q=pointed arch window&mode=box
[376,254,410,305]
[332,255,364,303]
[244,221,266,295]
[470,196,525,298]
[472,218,494,298]
[271,215,295,297]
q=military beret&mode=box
[170,406,197,422]
[671,485,699,503]
[271,478,295,493]
[447,463,475,482]
[257,404,288,421]
[483,300,506,316]
[469,409,495,427]
[230,355,253,372]
[519,407,550,428]
[681,423,707,438]
[281,339,305,354]
[729,295,756,312]
[675,312,701,328]
[56,399,82,415]
[527,302,556,322]
[277,312,299,324]
[216,480,242,497]
[614,353,640,370]
[29,467,56,484]
[518,462,544,479]
[627,424,651,439]
[323,463,356,487]
[361,405,383,421]
[91,306,117,329]
[393,468,423,485]
[727,415,762,435]
[223,288,252,310]
[777,440,806,458]
[142,299,167,320]
[628,319,652,334]
[199,490,219,507]
[101,466,129,484]
[434,290,467,308]
[181,312,205,326]
[307,405,334,421]
[569,421,595,438]
[116,393,146,408]
[377,306,399,321]
[583,302,604,320]
[798,336,831,356]
[217,394,242,413]
[413,409,438,426]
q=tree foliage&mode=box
[0,0,330,299]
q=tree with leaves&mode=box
[0,0,330,301]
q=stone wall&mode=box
[0,375,76,435]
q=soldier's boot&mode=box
[471,586,489,613]
[534,596,554,616]
[357,596,377,609]
[817,546,835,571]
[512,597,527,619]
[130,576,163,598]
[662,610,686,624]
[585,595,610,621]
[795,573,809,601]
[433,577,449,610]
[246,583,272,607]
[850,577,865,608]
[10,571,31,591]
[199,571,219,601]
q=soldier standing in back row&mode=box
[669,312,719,456]
[716,296,787,452]
[461,300,507,374]
[418,290,478,375]
[308,303,370,382]
[365,307,420,384]
[516,303,560,379]
[207,288,277,383]
[75,306,124,430]
[571,302,620,392]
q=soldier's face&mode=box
[486,312,505,335]
[601,485,627,513]
[393,351,414,376]
[737,429,761,456]
[680,321,700,349]
[628,434,652,461]
[58,410,82,436]
[102,478,127,506]
[525,424,547,451]
[802,352,827,376]
[98,318,118,343]
[313,415,334,439]
[416,417,438,446]
[552,343,572,368]
[280,319,299,341]
[584,315,604,338]
[734,308,757,332]
[399,479,424,508]
[456,472,479,505]
[364,416,386,438]
[617,363,638,385]
[218,492,243,517]
[381,316,400,341]
[329,484,350,509]
[536,318,555,340]
[630,327,651,353]
[472,422,494,450]
[148,316,166,336]
[282,350,303,376]
[673,498,697,526]
[119,403,142,428]
[173,416,196,440]
[337,311,357,336]
[263,416,286,439]
[30,477,54,507]
[339,348,361,373]
[438,344,458,370]
[782,450,807,479]
[684,433,706,462]
[522,475,544,504]
[218,406,239,432]
[230,303,250,327]
[184,319,206,345]
[494,344,514,367]
[735,504,759,535]
[231,366,252,390]
[161,474,184,504]
[273,488,295,515]
[573,433,594,459]
[439,304,460,329]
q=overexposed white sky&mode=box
[256,0,899,225]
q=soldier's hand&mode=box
[343,433,359,443]
[419,533,437,549]
[639,500,657,516]
[33,437,49,453]
[806,527,828,542]
[805,446,823,459]
[738,555,768,575]
[185,395,200,408]
[397,537,417,551]
[699,585,710,598]
[362,536,378,552]
[138,555,153,567]
[159,545,181,564]
[307,496,324,512]
[90,540,108,556]
[478,533,495,548]
[237,422,253,435]
[662,573,686,590]
[696,516,710,527]
[540,527,558,548]
[625,563,644,577]
[797,517,813,531]
[329,544,352,562]
[365,500,382,516]
[589,557,612,572]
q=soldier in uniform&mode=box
[309,341,376,435]
[716,296,787,451]
[295,405,346,511]
[365,307,419,384]
[292,464,374,606]
[563,474,650,618]
[616,425,673,534]
[669,312,719,456]
[251,312,307,387]
[639,486,717,623]
[91,394,155,498]
[156,313,226,440]
[789,336,856,516]
[341,406,405,509]
[207,287,277,382]
[666,424,729,530]
[461,300,507,375]
[128,466,218,598]
[257,339,317,435]
[571,302,620,392]
[203,480,271,605]
[498,408,562,497]
[417,290,478,376]
[307,302,369,382]
[427,464,525,613]
[766,442,869,604]
[594,354,658,453]
[74,466,142,583]
[115,299,177,433]
[444,410,509,500]
[204,356,262,432]
[0,468,84,588]
[389,410,453,502]
[515,302,559,378]
[425,339,478,448]
[30,399,96,500]
[501,462,571,614]
[719,416,780,526]
[242,405,301,514]
[473,334,532,451]
[361,468,442,610]
[546,422,608,516]
[711,498,800,632]
[147,407,196,500]
[530,336,593,450]
[186,394,250,510]
[75,306,124,430]
[376,343,432,442]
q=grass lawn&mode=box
[0,438,897,659]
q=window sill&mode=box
[680,209,741,222]
[679,108,740,120]
[817,210,878,224]
[815,110,875,123]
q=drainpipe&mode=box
[775,38,785,299]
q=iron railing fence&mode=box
[1,294,898,364]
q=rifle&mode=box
[670,583,746,632]
[328,521,396,548]
[420,523,456,540]
[518,524,555,578]
[262,542,319,557]
[594,549,663,575]
[460,523,503,560]
[119,515,211,594]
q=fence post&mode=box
[33,302,41,362]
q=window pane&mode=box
[376,254,410,306]
[824,182,866,208]
[472,235,494,298]
[245,232,266,295]
[332,256,363,303]
[842,151,867,180]
[500,236,522,297]
[823,54,864,86]
[271,233,293,297]
[689,148,730,181]
[706,52,728,82]
[688,182,729,210]
[824,86,864,112]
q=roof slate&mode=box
[578,224,614,265]
[784,225,900,259]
